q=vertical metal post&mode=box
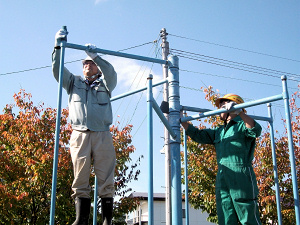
[168,55,183,225]
[139,205,142,225]
[160,28,171,225]
[147,74,154,225]
[183,111,189,225]
[93,176,98,225]
[49,26,67,225]
[281,76,300,224]
[267,103,282,225]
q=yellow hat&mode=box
[215,93,244,108]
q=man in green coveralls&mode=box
[181,94,262,225]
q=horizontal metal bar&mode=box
[181,94,283,122]
[249,115,272,122]
[238,94,284,109]
[152,98,177,139]
[181,105,272,122]
[111,79,168,102]
[65,43,167,65]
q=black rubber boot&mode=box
[72,197,91,225]
[101,197,113,225]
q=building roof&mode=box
[129,192,166,201]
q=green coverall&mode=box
[186,116,262,225]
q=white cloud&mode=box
[106,56,163,97]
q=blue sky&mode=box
[0,1,299,194]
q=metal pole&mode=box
[181,106,210,113]
[267,103,282,225]
[110,79,167,102]
[168,55,183,225]
[93,176,98,225]
[183,111,189,225]
[161,28,172,225]
[181,105,272,122]
[139,205,142,225]
[147,74,154,225]
[281,76,300,224]
[50,26,67,225]
[65,43,167,65]
[181,94,284,123]
[152,99,176,139]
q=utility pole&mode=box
[160,28,171,225]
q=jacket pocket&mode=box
[94,86,109,105]
[72,82,87,102]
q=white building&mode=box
[126,192,215,225]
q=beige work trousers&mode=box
[70,130,116,199]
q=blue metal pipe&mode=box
[50,26,67,225]
[93,176,98,225]
[50,27,299,225]
[281,76,300,224]
[181,94,283,123]
[152,99,177,139]
[65,43,167,65]
[110,79,167,102]
[168,55,183,225]
[147,74,154,225]
[183,112,189,225]
[248,115,273,122]
[181,105,272,122]
[267,103,282,225]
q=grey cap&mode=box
[82,56,95,64]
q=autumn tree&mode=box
[0,89,142,224]
[182,85,300,224]
[0,90,73,224]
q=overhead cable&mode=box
[169,33,300,63]
[0,59,82,76]
[126,37,162,126]
[171,49,300,78]
[172,50,300,82]
[0,41,156,77]
[179,69,298,91]
[118,40,157,52]
[113,35,162,126]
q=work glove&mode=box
[180,110,187,118]
[179,110,188,122]
[55,29,68,47]
[223,101,242,115]
[85,43,98,59]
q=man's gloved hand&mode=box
[224,101,242,115]
[55,29,68,47]
[85,43,98,59]
[180,110,184,118]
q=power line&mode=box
[125,37,162,126]
[172,51,300,82]
[0,59,83,76]
[179,69,298,91]
[171,48,300,78]
[0,41,156,77]
[113,35,162,127]
[118,40,157,52]
[132,85,164,138]
[169,33,300,63]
